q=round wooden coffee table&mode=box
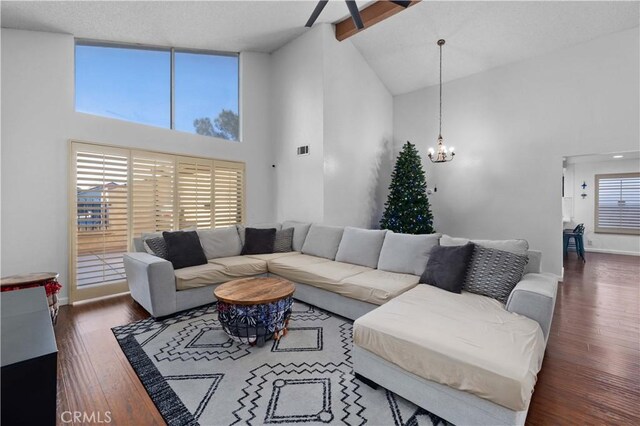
[214,277,295,347]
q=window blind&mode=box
[595,173,640,235]
[177,157,214,229]
[70,142,245,301]
[74,147,129,287]
[132,151,176,236]
[214,160,245,227]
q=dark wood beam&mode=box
[334,0,420,41]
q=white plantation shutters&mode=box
[70,141,245,301]
[177,157,214,229]
[132,152,176,236]
[73,145,129,288]
[595,173,640,235]
[214,160,245,227]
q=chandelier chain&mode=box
[439,40,443,138]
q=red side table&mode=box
[1,273,62,324]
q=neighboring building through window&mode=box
[595,173,640,235]
[75,41,240,141]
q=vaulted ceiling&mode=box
[2,1,638,95]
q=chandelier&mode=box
[428,39,455,163]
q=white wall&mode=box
[322,26,394,228]
[271,25,394,228]
[393,27,639,276]
[564,158,640,255]
[270,26,325,223]
[1,28,276,302]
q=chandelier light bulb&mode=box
[449,147,455,152]
[428,147,435,154]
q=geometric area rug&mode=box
[112,301,451,426]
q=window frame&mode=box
[74,39,241,141]
[594,172,640,235]
[69,140,246,303]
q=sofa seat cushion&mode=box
[174,263,232,290]
[339,270,419,305]
[268,256,371,292]
[208,256,268,276]
[244,252,301,261]
[353,285,545,411]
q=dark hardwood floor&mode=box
[54,253,640,425]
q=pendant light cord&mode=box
[438,41,443,139]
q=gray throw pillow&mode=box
[463,245,529,303]
[377,232,441,276]
[143,237,168,259]
[197,227,242,259]
[237,223,282,245]
[335,227,387,268]
[282,221,312,251]
[301,224,344,260]
[274,228,294,253]
[241,228,276,255]
[420,243,475,293]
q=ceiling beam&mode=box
[334,0,420,41]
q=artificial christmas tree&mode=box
[380,141,435,234]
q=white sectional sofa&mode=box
[123,221,558,426]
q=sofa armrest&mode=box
[123,253,177,318]
[506,273,558,343]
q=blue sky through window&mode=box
[175,51,238,136]
[75,44,170,127]
[75,43,239,139]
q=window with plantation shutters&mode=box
[73,145,129,289]
[595,173,640,235]
[177,157,214,229]
[70,141,245,302]
[214,160,245,227]
[132,152,175,236]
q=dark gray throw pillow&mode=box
[162,231,207,270]
[463,245,528,303]
[420,243,475,293]
[143,237,168,259]
[241,228,277,255]
[274,227,294,253]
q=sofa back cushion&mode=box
[440,234,541,273]
[377,232,441,276]
[196,226,242,259]
[441,235,529,255]
[335,227,387,268]
[301,224,345,260]
[282,220,312,251]
[237,223,282,245]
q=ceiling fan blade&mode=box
[345,1,364,29]
[390,1,412,7]
[305,0,329,28]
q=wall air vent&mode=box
[297,145,310,156]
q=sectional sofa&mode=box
[123,221,558,426]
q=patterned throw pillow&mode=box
[143,237,168,259]
[463,245,528,303]
[273,228,294,253]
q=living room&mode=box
[1,1,638,425]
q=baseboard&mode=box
[585,248,640,256]
[59,297,69,306]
